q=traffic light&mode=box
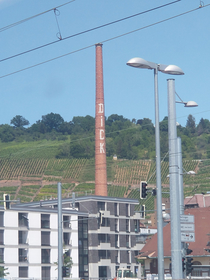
[186,248,193,255]
[3,194,10,210]
[186,257,193,275]
[140,181,148,199]
[62,266,66,277]
[152,189,157,196]
[66,266,70,276]
[182,257,186,272]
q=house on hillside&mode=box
[136,206,210,278]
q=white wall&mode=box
[51,213,58,229]
[28,212,40,228]
[29,266,41,278]
[28,230,40,246]
[5,248,18,263]
[4,229,18,246]
[4,211,18,227]
[51,231,58,246]
[29,248,41,263]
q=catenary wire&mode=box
[0,0,181,63]
[0,4,209,79]
[0,0,75,33]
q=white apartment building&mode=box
[0,202,88,279]
[0,195,141,280]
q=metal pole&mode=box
[58,182,63,280]
[177,137,184,216]
[177,136,186,278]
[167,79,182,279]
[154,67,164,280]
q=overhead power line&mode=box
[0,3,209,80]
[0,0,75,33]
[0,0,180,63]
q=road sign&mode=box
[181,223,195,232]
[180,215,194,224]
[181,232,195,242]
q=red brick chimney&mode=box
[95,43,107,196]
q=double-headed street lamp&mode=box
[167,79,198,278]
[126,57,184,280]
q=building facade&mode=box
[0,195,141,280]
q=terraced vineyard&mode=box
[113,160,151,185]
[0,157,208,207]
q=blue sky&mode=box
[0,0,209,127]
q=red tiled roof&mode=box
[184,194,210,208]
[138,207,210,258]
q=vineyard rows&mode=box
[0,158,88,180]
[107,185,127,198]
[113,160,151,185]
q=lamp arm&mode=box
[175,91,185,103]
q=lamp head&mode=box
[159,65,184,75]
[126,57,156,69]
[184,101,198,107]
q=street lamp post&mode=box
[167,80,198,278]
[126,58,184,280]
[58,182,63,280]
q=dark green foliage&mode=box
[41,112,64,132]
[1,113,210,160]
[10,115,29,128]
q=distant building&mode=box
[1,195,142,279]
[137,194,210,277]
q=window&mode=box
[134,219,139,233]
[19,231,28,244]
[98,234,110,244]
[98,250,110,260]
[19,249,28,262]
[126,204,130,217]
[63,232,71,246]
[42,249,50,264]
[78,216,89,278]
[19,267,28,278]
[127,251,131,264]
[126,235,130,248]
[63,216,71,229]
[41,214,50,229]
[115,234,119,248]
[42,266,50,280]
[114,203,119,216]
[41,232,50,246]
[115,219,119,232]
[0,248,4,262]
[0,230,3,245]
[0,212,3,227]
[126,219,130,232]
[115,266,120,276]
[98,202,105,211]
[99,266,107,278]
[101,217,110,227]
[18,213,28,227]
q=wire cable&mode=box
[0,4,209,80]
[0,0,75,33]
[0,0,181,63]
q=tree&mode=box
[186,114,196,134]
[41,113,64,132]
[54,249,73,274]
[0,124,15,142]
[0,257,9,278]
[10,115,29,128]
